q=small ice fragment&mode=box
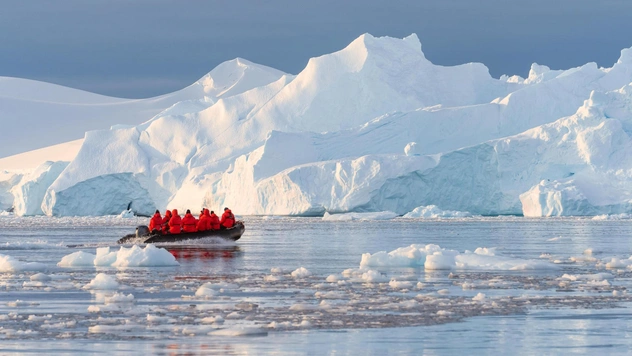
[30,273,51,282]
[291,267,312,278]
[82,273,119,290]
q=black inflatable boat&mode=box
[117,222,245,244]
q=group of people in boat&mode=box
[148,207,235,234]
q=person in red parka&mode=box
[149,210,162,233]
[209,210,220,230]
[161,210,172,234]
[169,209,182,234]
[197,209,211,231]
[182,209,197,233]
[220,207,235,229]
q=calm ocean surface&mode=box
[1,216,631,355]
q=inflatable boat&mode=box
[117,222,245,244]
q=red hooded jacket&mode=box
[220,209,235,228]
[209,212,220,230]
[182,212,198,233]
[169,209,182,234]
[197,209,211,231]
[149,212,162,232]
[161,210,172,233]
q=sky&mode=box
[1,0,632,98]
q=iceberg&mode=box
[3,34,632,217]
[402,205,471,219]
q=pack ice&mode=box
[2,34,632,217]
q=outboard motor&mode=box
[136,225,150,237]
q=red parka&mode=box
[169,209,182,234]
[197,209,211,231]
[161,210,172,233]
[209,212,220,230]
[149,212,162,232]
[182,212,198,233]
[220,209,235,228]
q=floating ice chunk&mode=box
[360,270,388,283]
[605,258,631,269]
[104,293,134,304]
[100,245,179,267]
[585,280,610,287]
[0,254,47,273]
[200,316,224,324]
[27,314,52,322]
[289,303,319,311]
[425,252,458,270]
[146,314,173,323]
[267,321,293,329]
[88,323,143,333]
[195,282,239,297]
[83,273,119,290]
[235,302,258,311]
[291,267,312,278]
[94,247,117,266]
[57,251,96,267]
[584,248,594,255]
[195,285,219,298]
[326,274,340,282]
[436,310,453,316]
[314,291,345,299]
[389,279,413,289]
[361,244,558,271]
[181,325,218,335]
[263,274,284,282]
[6,300,30,307]
[592,214,632,220]
[30,273,51,282]
[402,205,471,219]
[474,247,496,256]
[559,273,613,281]
[270,267,284,274]
[472,293,486,302]
[209,327,268,336]
[322,211,398,221]
[437,289,450,295]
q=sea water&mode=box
[1,216,632,354]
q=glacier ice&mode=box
[4,33,632,217]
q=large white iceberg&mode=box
[3,34,632,217]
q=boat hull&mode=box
[117,222,245,244]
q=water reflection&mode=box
[166,246,241,260]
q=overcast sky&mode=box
[2,0,632,98]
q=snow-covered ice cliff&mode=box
[2,34,632,217]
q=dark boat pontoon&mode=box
[117,222,245,244]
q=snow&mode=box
[58,245,179,268]
[360,244,558,271]
[402,205,471,219]
[4,33,632,217]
